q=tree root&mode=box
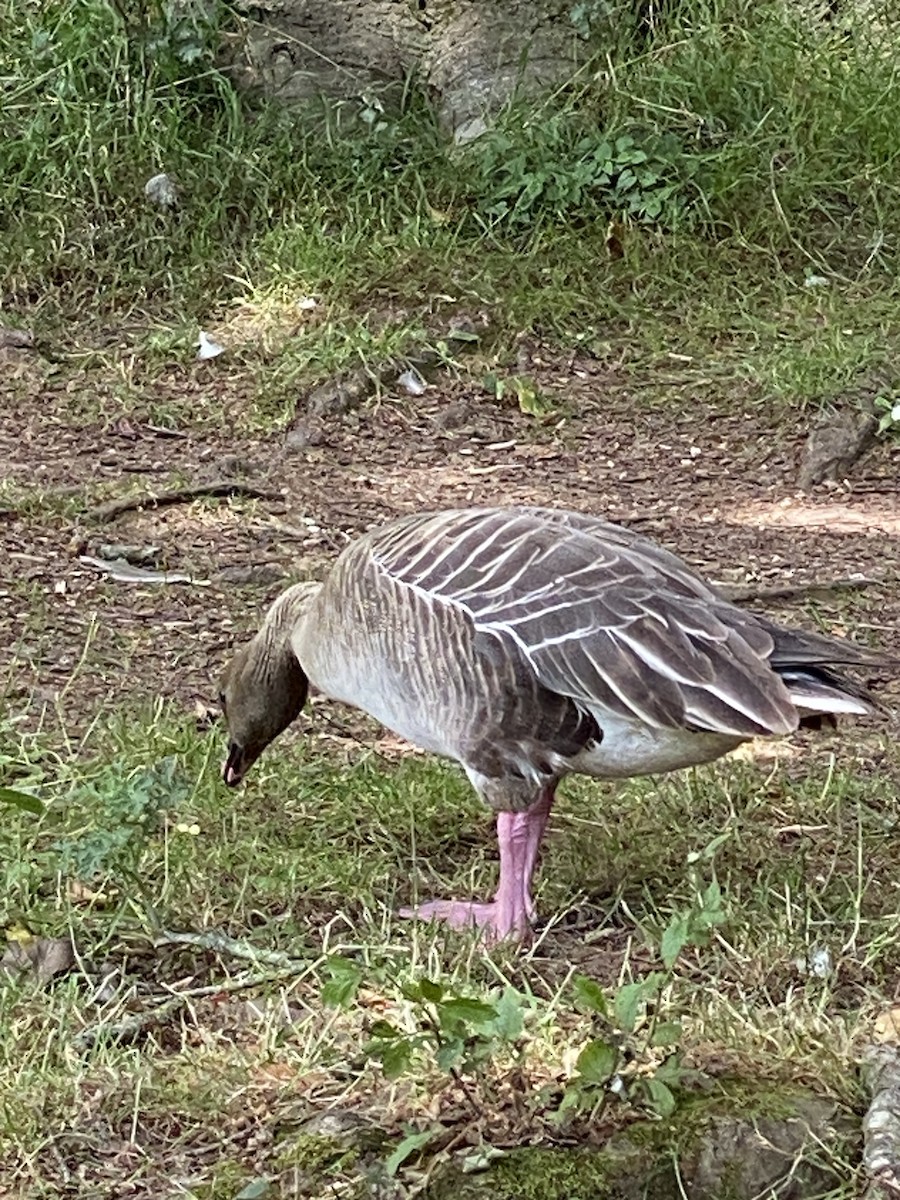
[86,480,281,522]
[862,1045,900,1197]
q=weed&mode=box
[53,754,188,885]
[875,393,900,437]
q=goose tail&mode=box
[764,617,894,723]
[778,666,877,719]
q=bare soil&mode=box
[2,344,899,735]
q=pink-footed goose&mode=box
[219,506,889,943]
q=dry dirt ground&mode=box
[2,343,898,737]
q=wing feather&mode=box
[366,507,801,737]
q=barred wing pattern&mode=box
[368,507,801,739]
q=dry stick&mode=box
[73,963,314,1051]
[155,927,308,970]
[85,480,282,523]
[719,577,885,604]
[861,1045,900,1198]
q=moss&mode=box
[275,1131,361,1175]
[425,1141,679,1200]
[425,1082,851,1200]
[188,1160,262,1199]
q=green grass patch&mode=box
[0,698,898,1193]
[3,0,900,423]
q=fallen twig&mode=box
[73,964,315,1050]
[79,554,201,585]
[719,577,884,603]
[73,996,184,1050]
[155,927,309,969]
[85,480,282,523]
[862,1044,900,1197]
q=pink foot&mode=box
[398,898,530,943]
[399,786,556,946]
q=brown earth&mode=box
[2,343,899,739]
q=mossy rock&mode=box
[271,1084,854,1200]
[425,1140,677,1200]
[424,1085,854,1200]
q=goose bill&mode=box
[223,742,250,787]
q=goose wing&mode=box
[368,507,799,738]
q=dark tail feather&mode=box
[777,665,878,717]
[762,618,892,720]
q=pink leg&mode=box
[400,786,556,943]
[522,786,554,919]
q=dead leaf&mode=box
[67,879,113,906]
[874,1009,900,1044]
[1,936,75,984]
[606,218,625,259]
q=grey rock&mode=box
[285,417,327,450]
[798,407,878,489]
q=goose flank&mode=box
[218,506,891,943]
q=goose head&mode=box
[219,582,321,787]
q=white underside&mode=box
[566,711,743,779]
[788,690,870,716]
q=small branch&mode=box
[85,480,282,523]
[155,927,308,970]
[73,964,313,1051]
[862,1044,900,1197]
[73,996,184,1050]
[719,577,884,604]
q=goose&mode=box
[218,505,889,943]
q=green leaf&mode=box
[0,787,43,815]
[575,1038,618,1084]
[643,1077,677,1118]
[368,1019,401,1039]
[512,376,551,416]
[490,987,525,1040]
[385,1127,437,1176]
[613,981,645,1033]
[702,879,724,914]
[686,829,732,864]
[438,998,498,1027]
[418,978,444,1004]
[650,1021,683,1048]
[660,913,691,968]
[435,1038,464,1072]
[320,956,363,1008]
[234,1179,271,1200]
[655,1054,686,1086]
[572,974,608,1015]
[377,1039,415,1079]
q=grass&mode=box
[3,0,900,433]
[1,698,898,1194]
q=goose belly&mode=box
[569,713,744,779]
